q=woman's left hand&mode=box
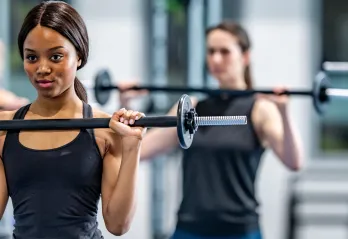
[256,86,289,111]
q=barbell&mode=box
[92,69,347,115]
[0,94,247,149]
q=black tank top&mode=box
[2,102,104,239]
[176,95,265,237]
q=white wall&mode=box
[240,0,321,239]
[73,0,152,238]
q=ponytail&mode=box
[244,65,253,89]
[74,77,88,103]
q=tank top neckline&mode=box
[14,102,90,153]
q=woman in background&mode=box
[120,21,303,239]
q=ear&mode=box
[243,50,251,67]
[77,58,82,68]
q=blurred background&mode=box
[1,0,348,238]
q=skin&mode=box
[119,29,304,171]
[0,25,146,235]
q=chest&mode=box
[2,131,103,194]
[18,130,81,150]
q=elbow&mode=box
[288,162,302,172]
[286,156,304,172]
[106,221,131,236]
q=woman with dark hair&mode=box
[120,21,304,239]
[0,1,146,238]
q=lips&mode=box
[36,79,53,83]
[36,79,54,88]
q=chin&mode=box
[37,90,58,99]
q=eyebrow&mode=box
[24,46,65,52]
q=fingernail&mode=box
[135,116,139,120]
[120,117,124,122]
[130,119,134,124]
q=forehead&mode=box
[24,25,74,50]
[206,29,238,48]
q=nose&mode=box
[210,52,223,64]
[36,60,52,75]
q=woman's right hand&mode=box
[118,81,148,109]
[109,108,147,140]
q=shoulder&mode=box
[91,107,122,151]
[0,110,17,137]
[253,98,276,112]
[91,106,111,119]
[252,98,280,126]
[0,110,17,120]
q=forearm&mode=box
[105,140,141,227]
[140,128,178,161]
[279,107,303,170]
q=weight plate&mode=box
[177,94,194,149]
[94,69,112,105]
[313,71,330,115]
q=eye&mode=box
[25,55,37,62]
[207,48,215,55]
[220,49,230,55]
[51,54,63,62]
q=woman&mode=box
[0,1,146,238]
[121,21,303,239]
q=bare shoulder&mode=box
[252,98,283,134]
[92,107,112,119]
[0,110,17,156]
[253,98,278,117]
[0,110,17,136]
[91,107,122,148]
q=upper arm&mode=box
[91,108,123,220]
[100,131,122,220]
[0,160,8,219]
[0,110,16,219]
[252,99,284,157]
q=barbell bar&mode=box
[92,69,344,115]
[0,94,247,149]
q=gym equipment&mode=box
[92,69,346,115]
[0,94,247,149]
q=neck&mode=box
[219,77,248,90]
[31,88,82,117]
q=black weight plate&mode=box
[177,94,193,149]
[313,71,330,115]
[94,69,112,105]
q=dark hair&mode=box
[206,21,253,89]
[18,0,89,102]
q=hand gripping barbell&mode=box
[0,94,247,149]
[92,69,346,115]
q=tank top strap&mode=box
[82,101,91,119]
[82,102,101,157]
[13,104,31,120]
